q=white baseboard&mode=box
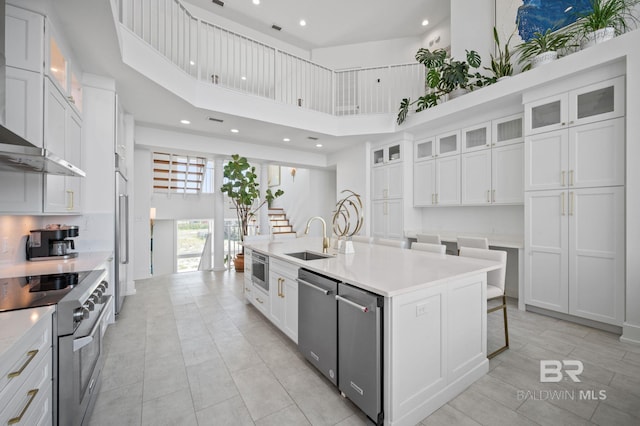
[621,323,640,345]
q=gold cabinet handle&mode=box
[569,170,574,186]
[383,202,388,215]
[570,191,574,216]
[66,190,74,210]
[486,190,490,203]
[561,171,566,186]
[8,389,39,425]
[255,297,264,304]
[280,278,285,298]
[8,350,38,379]
[245,286,251,293]
[67,95,75,104]
[561,192,565,216]
[432,194,435,204]
[492,189,496,203]
[435,193,438,204]
[383,189,388,199]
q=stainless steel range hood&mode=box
[0,1,85,177]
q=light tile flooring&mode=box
[89,271,640,426]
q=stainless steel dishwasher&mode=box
[337,283,384,425]
[297,268,339,385]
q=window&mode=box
[176,220,211,272]
[153,152,214,194]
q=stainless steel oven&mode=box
[251,252,269,291]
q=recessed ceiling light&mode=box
[315,143,323,148]
[253,0,260,4]
[283,138,290,142]
[422,19,429,26]
[241,76,247,80]
[231,129,239,133]
[299,19,306,26]
[190,60,195,66]
[180,119,191,124]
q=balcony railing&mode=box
[117,0,425,116]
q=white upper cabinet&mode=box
[492,144,524,204]
[461,150,491,204]
[372,142,402,166]
[414,137,435,162]
[461,122,491,153]
[372,160,402,200]
[5,5,44,72]
[5,66,44,147]
[492,113,523,147]
[525,117,624,191]
[46,22,83,116]
[435,130,460,158]
[525,76,624,135]
[413,160,436,206]
[414,156,460,207]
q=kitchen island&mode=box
[244,237,501,426]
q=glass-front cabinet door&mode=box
[525,94,568,135]
[492,113,523,147]
[461,122,491,153]
[568,76,624,126]
[436,130,460,158]
[415,137,434,161]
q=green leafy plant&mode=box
[484,27,515,83]
[220,154,283,246]
[515,28,576,71]
[397,49,484,124]
[576,0,640,36]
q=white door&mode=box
[387,163,403,199]
[525,93,568,135]
[5,67,44,147]
[413,160,435,206]
[568,76,625,126]
[436,156,460,205]
[372,201,386,238]
[44,79,68,212]
[372,167,387,200]
[524,130,568,191]
[568,187,625,325]
[65,110,82,213]
[524,190,569,313]
[461,150,491,205]
[386,199,404,239]
[492,143,524,204]
[269,272,285,329]
[569,118,625,189]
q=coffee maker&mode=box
[26,225,79,261]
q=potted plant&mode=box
[515,28,575,71]
[576,0,640,48]
[484,27,515,84]
[220,154,283,271]
[397,49,484,124]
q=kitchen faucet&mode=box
[304,216,330,253]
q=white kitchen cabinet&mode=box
[249,284,270,317]
[269,258,298,343]
[492,113,523,147]
[43,78,83,213]
[492,143,524,204]
[525,118,624,191]
[414,156,460,206]
[435,130,460,158]
[525,76,624,135]
[0,66,44,214]
[461,122,491,153]
[414,137,434,161]
[524,186,624,325]
[372,199,403,239]
[372,162,402,200]
[0,307,53,426]
[461,150,491,204]
[5,5,44,73]
[372,142,402,166]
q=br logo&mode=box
[540,360,584,382]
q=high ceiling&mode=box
[51,0,450,157]
[187,0,450,50]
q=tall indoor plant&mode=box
[220,154,283,270]
[576,0,640,47]
[515,28,575,71]
[484,27,515,83]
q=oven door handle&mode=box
[73,296,112,352]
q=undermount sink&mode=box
[285,251,333,261]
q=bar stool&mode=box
[460,247,509,358]
[416,234,441,244]
[457,236,489,253]
[411,242,446,254]
[373,238,407,249]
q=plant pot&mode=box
[497,76,511,82]
[531,51,558,69]
[233,253,245,272]
[447,88,468,100]
[581,27,615,49]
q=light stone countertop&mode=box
[244,237,500,297]
[0,251,113,279]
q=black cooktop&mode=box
[0,271,92,312]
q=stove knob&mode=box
[73,307,90,321]
[85,300,95,312]
[98,283,107,293]
[90,294,100,305]
[94,288,103,298]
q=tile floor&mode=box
[88,270,640,426]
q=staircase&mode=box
[267,208,297,237]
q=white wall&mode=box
[0,216,42,265]
[420,18,451,52]
[329,142,368,235]
[450,0,494,61]
[268,166,336,238]
[312,37,423,70]
[133,149,152,280]
[151,219,175,276]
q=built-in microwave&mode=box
[251,252,269,292]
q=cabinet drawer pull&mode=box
[486,190,490,203]
[570,192,574,216]
[296,278,332,295]
[255,297,264,304]
[561,171,566,186]
[492,189,496,203]
[435,193,438,204]
[8,350,38,379]
[66,190,74,210]
[67,95,75,104]
[569,170,574,186]
[8,389,39,425]
[561,192,565,216]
